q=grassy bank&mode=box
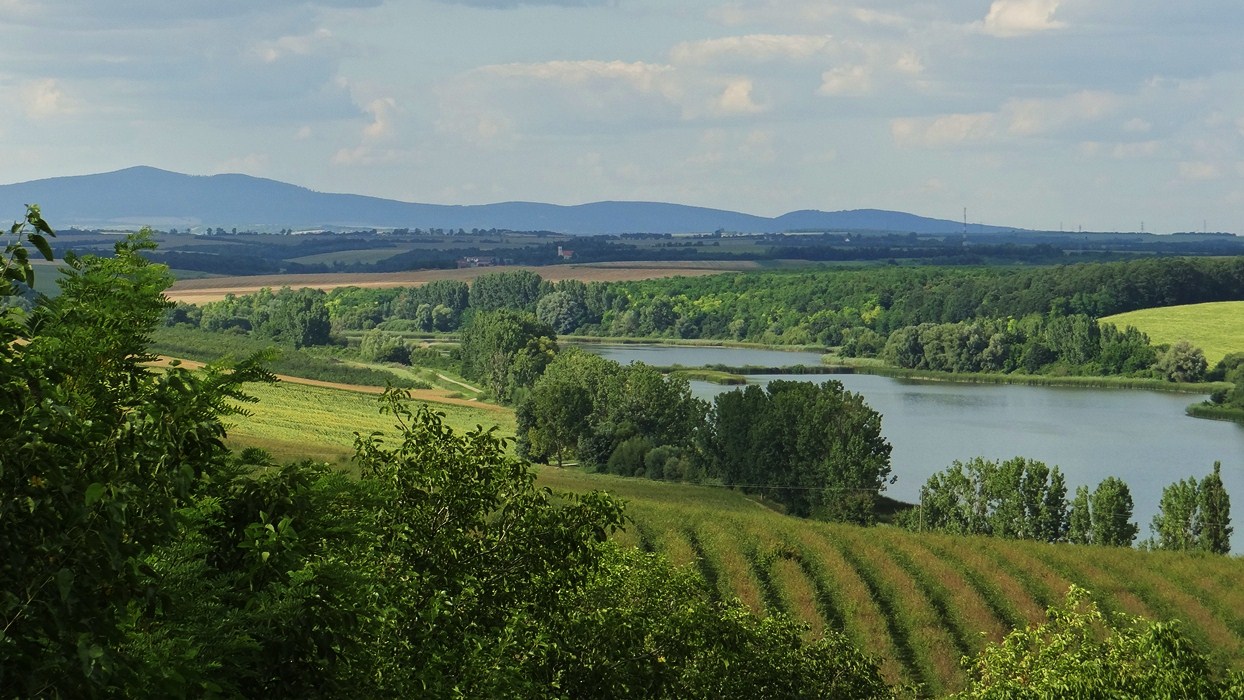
[849,364,1227,394]
[1186,402,1244,424]
[667,368,748,385]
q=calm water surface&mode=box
[581,344,1244,551]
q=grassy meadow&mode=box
[1104,301,1244,365]
[225,379,515,465]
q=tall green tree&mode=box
[910,457,1068,542]
[1197,461,1233,554]
[260,287,332,348]
[458,309,557,403]
[1151,476,1201,551]
[1090,477,1139,547]
[468,269,545,313]
[1,228,274,694]
[1155,339,1208,383]
[708,380,892,523]
[1068,485,1092,545]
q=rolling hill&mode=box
[0,166,1021,235]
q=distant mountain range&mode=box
[0,166,1021,235]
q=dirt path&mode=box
[150,357,507,412]
[436,373,481,394]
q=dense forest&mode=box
[171,257,1244,386]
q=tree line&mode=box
[902,456,1232,553]
[170,257,1244,386]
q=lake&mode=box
[582,344,1244,552]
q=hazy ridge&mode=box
[0,166,1020,235]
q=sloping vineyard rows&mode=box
[622,500,1244,696]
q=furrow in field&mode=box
[920,534,1038,632]
[876,529,1008,649]
[1026,543,1153,620]
[787,527,906,685]
[830,525,958,695]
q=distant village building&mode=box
[456,256,497,268]
[556,245,574,260]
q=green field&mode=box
[225,380,516,464]
[538,467,1244,695]
[1105,301,1244,365]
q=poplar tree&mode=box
[1152,477,1200,551]
[1068,485,1093,545]
[1091,477,1139,547]
[1198,461,1233,554]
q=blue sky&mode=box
[2,0,1243,232]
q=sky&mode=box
[2,0,1243,233]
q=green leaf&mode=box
[85,482,106,506]
[56,568,74,602]
[29,233,53,261]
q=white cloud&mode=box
[977,0,1065,37]
[894,50,924,76]
[20,78,75,117]
[714,78,765,114]
[1122,117,1152,133]
[362,97,397,140]
[891,113,997,148]
[255,28,334,64]
[1004,90,1118,136]
[818,65,871,96]
[671,34,835,65]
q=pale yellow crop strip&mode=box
[768,557,825,639]
[695,519,766,614]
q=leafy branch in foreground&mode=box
[1,204,55,294]
[953,586,1244,699]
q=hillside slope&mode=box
[538,467,1244,695]
[1105,301,1244,365]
